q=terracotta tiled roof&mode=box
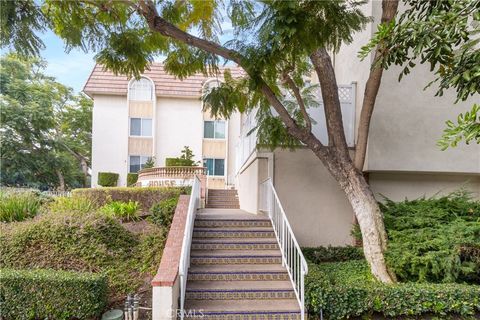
[83,63,244,98]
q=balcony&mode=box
[134,166,207,187]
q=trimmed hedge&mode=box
[165,157,195,166]
[97,172,119,187]
[305,260,480,320]
[127,173,138,186]
[303,246,363,264]
[0,268,107,320]
[72,187,182,211]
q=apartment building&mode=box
[84,4,479,247]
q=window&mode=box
[129,155,150,173]
[129,77,153,101]
[203,158,225,176]
[130,118,152,136]
[204,120,225,139]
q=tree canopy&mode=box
[0,54,92,189]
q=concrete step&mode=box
[187,264,289,281]
[193,227,275,238]
[190,249,282,265]
[184,299,301,319]
[195,218,271,228]
[186,280,295,300]
[191,238,279,250]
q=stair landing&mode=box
[185,208,301,319]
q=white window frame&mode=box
[129,77,153,101]
[203,158,226,177]
[203,120,226,140]
[129,118,153,137]
[128,155,151,173]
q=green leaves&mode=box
[438,104,480,150]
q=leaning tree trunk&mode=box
[339,161,395,283]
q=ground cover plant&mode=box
[0,187,184,318]
[306,192,480,319]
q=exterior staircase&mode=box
[206,189,240,209]
[184,208,301,319]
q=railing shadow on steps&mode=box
[178,175,201,320]
[259,177,309,320]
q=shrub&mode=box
[165,157,195,166]
[380,191,480,283]
[101,200,140,221]
[306,260,480,320]
[73,187,182,210]
[0,191,42,222]
[97,172,119,187]
[150,197,179,226]
[127,172,138,186]
[49,196,96,214]
[0,268,107,320]
[303,246,364,264]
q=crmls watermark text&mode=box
[167,309,205,318]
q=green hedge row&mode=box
[97,172,119,187]
[0,268,107,320]
[305,260,480,320]
[72,186,183,210]
[165,157,196,166]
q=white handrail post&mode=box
[259,178,308,320]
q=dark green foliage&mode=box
[305,260,480,320]
[150,197,179,226]
[97,172,119,187]
[380,191,480,284]
[143,157,156,169]
[127,172,138,186]
[73,186,182,211]
[0,54,92,189]
[0,268,107,320]
[303,246,364,264]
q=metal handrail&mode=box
[178,175,201,320]
[259,178,308,320]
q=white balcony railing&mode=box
[259,178,308,320]
[178,175,201,320]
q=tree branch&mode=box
[136,0,328,154]
[282,72,312,132]
[354,0,399,170]
[310,48,349,159]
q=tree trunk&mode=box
[340,162,394,283]
[56,169,65,191]
[79,157,89,187]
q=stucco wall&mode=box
[369,172,480,201]
[368,63,480,174]
[273,149,354,247]
[155,97,203,166]
[237,156,267,213]
[91,95,129,187]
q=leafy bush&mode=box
[303,246,363,264]
[380,191,480,283]
[49,196,96,214]
[0,191,42,222]
[73,186,182,211]
[165,146,199,166]
[0,268,107,320]
[101,200,140,221]
[127,172,138,186]
[150,197,179,226]
[97,172,119,187]
[306,260,480,320]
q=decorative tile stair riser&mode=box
[185,207,301,319]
